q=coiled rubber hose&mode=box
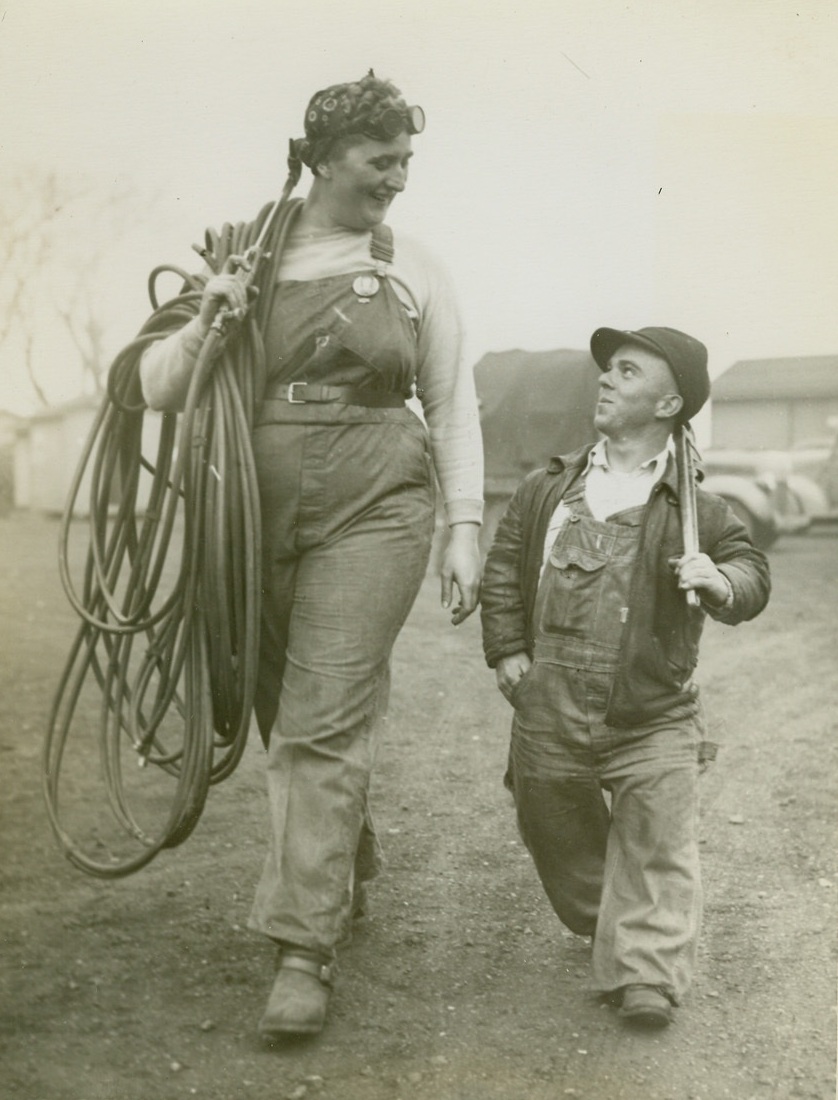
[42,194,302,878]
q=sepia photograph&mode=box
[1,2,836,1098]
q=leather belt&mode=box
[262,382,406,408]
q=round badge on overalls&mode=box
[352,274,380,301]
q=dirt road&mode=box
[0,513,836,1100]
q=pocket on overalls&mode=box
[508,662,559,733]
[508,662,535,707]
[539,545,608,637]
[392,413,433,490]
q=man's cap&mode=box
[589,326,710,422]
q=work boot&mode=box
[617,984,673,1028]
[258,951,334,1040]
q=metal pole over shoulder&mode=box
[674,421,701,609]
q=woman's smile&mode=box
[313,132,412,230]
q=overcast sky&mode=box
[1,0,836,417]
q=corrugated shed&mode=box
[713,357,838,401]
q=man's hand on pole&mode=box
[670,552,731,607]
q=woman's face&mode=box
[318,132,413,230]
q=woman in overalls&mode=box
[140,72,484,1038]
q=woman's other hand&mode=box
[440,522,482,625]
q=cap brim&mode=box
[590,328,672,371]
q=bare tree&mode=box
[0,170,155,408]
[0,171,65,405]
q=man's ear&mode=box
[656,392,683,420]
[316,161,332,180]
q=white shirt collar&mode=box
[586,437,671,478]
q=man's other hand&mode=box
[495,652,532,703]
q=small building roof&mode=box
[713,356,838,401]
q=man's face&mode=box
[594,343,681,436]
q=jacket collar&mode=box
[546,444,595,475]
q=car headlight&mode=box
[755,472,777,492]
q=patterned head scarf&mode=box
[289,70,425,176]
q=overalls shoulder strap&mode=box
[561,474,588,510]
[370,224,395,267]
[554,466,589,512]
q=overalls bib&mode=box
[248,231,435,956]
[510,478,648,756]
[509,476,703,1003]
[535,479,643,667]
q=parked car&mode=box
[700,449,810,549]
[787,420,838,525]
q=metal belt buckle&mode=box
[287,382,307,404]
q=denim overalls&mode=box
[247,230,435,957]
[509,476,703,1003]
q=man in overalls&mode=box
[480,326,770,1027]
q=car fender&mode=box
[786,473,829,517]
[700,473,779,549]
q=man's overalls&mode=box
[508,475,704,1004]
[247,227,435,959]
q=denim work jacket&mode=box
[480,445,771,728]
